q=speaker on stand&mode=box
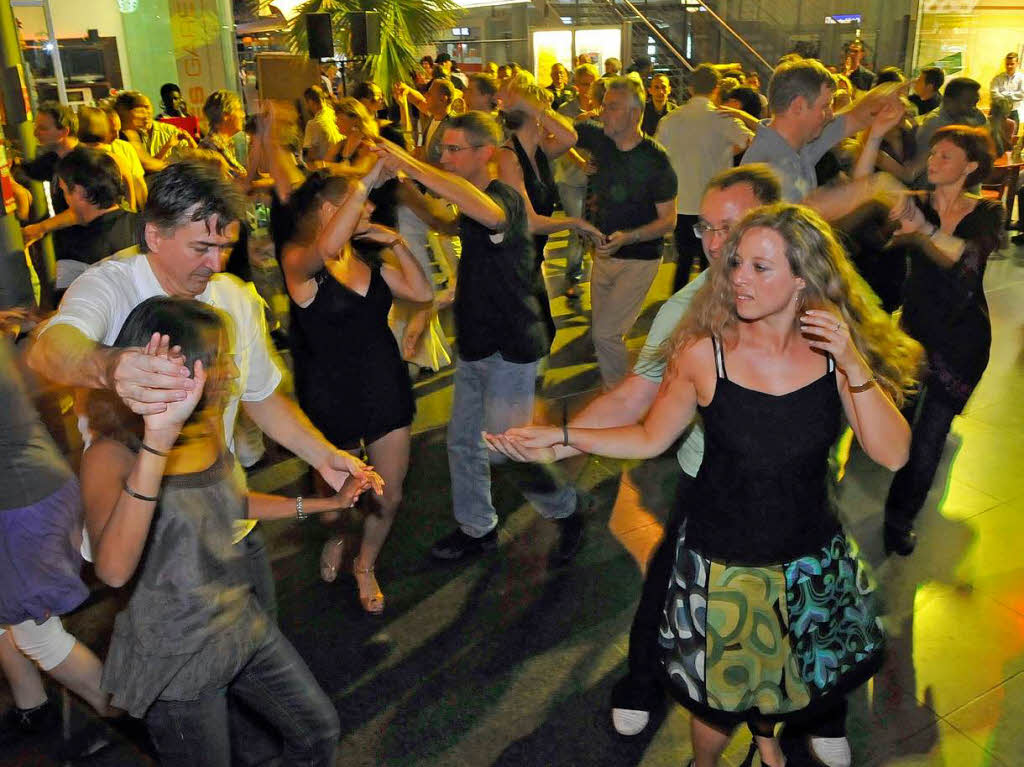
[347,11,380,57]
[305,13,334,60]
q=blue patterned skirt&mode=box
[658,528,884,729]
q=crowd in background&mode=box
[0,36,1021,767]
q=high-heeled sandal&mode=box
[352,562,385,615]
[319,536,345,583]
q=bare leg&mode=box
[46,643,110,717]
[0,631,47,709]
[354,426,411,612]
[692,715,731,767]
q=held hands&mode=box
[139,333,206,445]
[316,448,385,503]
[572,218,604,245]
[370,138,416,176]
[888,192,929,235]
[595,230,633,258]
[109,332,196,416]
[869,99,906,137]
[799,310,870,383]
[482,426,562,463]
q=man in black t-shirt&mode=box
[52,148,139,295]
[374,112,584,564]
[22,101,80,216]
[574,76,678,388]
[910,66,944,116]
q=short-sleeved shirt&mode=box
[22,151,68,214]
[641,100,676,137]
[41,253,282,448]
[575,121,678,260]
[909,93,941,117]
[0,339,73,510]
[656,96,752,214]
[454,179,548,363]
[553,99,588,187]
[633,269,708,476]
[53,208,140,290]
[302,108,342,163]
[741,115,850,202]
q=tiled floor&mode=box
[4,234,1024,766]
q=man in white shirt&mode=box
[990,51,1024,123]
[302,85,342,163]
[656,64,753,291]
[29,162,374,622]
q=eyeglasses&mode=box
[439,143,483,154]
[693,221,732,238]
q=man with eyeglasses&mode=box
[372,111,585,565]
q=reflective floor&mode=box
[5,234,1024,765]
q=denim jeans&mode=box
[144,624,340,767]
[448,353,577,537]
[557,182,587,284]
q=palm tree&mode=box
[288,0,458,100]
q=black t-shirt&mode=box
[909,93,941,117]
[454,180,548,363]
[575,121,677,260]
[22,151,68,214]
[53,208,139,266]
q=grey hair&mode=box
[604,75,646,109]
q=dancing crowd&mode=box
[0,39,1019,767]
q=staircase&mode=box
[549,0,779,86]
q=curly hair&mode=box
[667,203,922,405]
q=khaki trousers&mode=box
[590,255,661,388]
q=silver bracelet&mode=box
[295,495,306,521]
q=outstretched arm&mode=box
[372,138,505,230]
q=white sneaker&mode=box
[611,707,650,736]
[810,736,851,767]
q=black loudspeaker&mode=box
[306,13,334,60]
[348,11,380,57]
[86,28,100,43]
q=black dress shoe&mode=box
[430,528,498,561]
[884,524,917,556]
[551,513,585,566]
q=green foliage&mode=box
[287,0,458,100]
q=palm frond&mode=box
[286,0,458,100]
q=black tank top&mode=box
[683,337,843,565]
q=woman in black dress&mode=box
[278,165,433,614]
[496,83,602,345]
[491,204,921,766]
[879,125,1003,555]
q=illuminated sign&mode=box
[826,14,862,24]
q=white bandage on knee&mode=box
[810,736,852,767]
[10,616,76,671]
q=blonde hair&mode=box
[334,97,378,138]
[667,203,922,404]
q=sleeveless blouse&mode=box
[101,454,268,717]
[682,338,843,565]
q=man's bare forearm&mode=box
[242,391,333,468]
[28,324,115,389]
